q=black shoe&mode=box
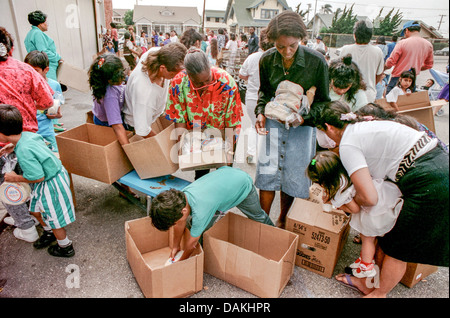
[48,243,75,258]
[33,231,57,249]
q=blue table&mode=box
[113,170,191,215]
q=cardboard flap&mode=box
[57,62,90,94]
[288,199,348,233]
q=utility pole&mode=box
[202,0,206,34]
[437,14,446,31]
[311,0,318,38]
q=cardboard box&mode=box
[56,123,133,184]
[375,90,447,133]
[203,212,298,298]
[57,62,91,94]
[400,263,438,288]
[286,185,350,278]
[122,117,178,179]
[125,217,204,298]
[178,129,230,171]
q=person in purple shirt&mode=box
[88,54,130,145]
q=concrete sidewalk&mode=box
[0,56,448,299]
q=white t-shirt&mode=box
[170,36,178,43]
[339,121,437,181]
[123,48,170,137]
[385,86,405,103]
[313,41,326,51]
[226,40,238,53]
[239,51,263,101]
[339,44,385,103]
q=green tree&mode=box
[124,9,134,26]
[326,4,357,34]
[373,8,403,36]
[295,3,310,21]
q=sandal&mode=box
[335,273,362,293]
[353,234,362,244]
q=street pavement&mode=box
[0,53,448,300]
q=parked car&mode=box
[435,47,449,56]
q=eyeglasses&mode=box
[190,80,217,91]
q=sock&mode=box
[57,237,72,247]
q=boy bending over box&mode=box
[150,166,274,261]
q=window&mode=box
[215,17,220,23]
[207,17,211,22]
[261,9,278,19]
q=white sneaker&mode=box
[3,215,39,226]
[436,109,445,117]
[13,227,39,243]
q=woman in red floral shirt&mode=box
[165,48,243,179]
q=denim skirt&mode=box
[255,118,316,198]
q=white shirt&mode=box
[339,121,437,181]
[385,86,405,103]
[170,36,178,43]
[339,44,385,103]
[226,40,238,53]
[123,48,170,137]
[239,51,263,101]
[313,41,326,51]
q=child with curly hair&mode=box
[88,54,130,145]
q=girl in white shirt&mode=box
[386,68,416,111]
[307,150,404,278]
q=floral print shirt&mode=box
[0,58,54,135]
[165,67,243,133]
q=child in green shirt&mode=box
[0,104,75,257]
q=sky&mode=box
[112,0,449,36]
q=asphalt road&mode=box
[0,53,448,301]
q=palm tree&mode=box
[321,4,333,14]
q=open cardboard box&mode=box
[57,62,90,94]
[178,128,231,171]
[125,217,204,298]
[375,90,447,133]
[203,212,298,298]
[122,117,179,179]
[55,123,133,184]
[401,263,438,288]
[285,184,350,278]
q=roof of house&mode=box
[224,0,291,27]
[205,10,226,18]
[132,5,201,24]
[112,9,128,17]
[395,19,443,38]
[306,13,368,29]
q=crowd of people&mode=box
[0,9,449,298]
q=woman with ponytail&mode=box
[123,42,187,138]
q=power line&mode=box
[305,0,449,11]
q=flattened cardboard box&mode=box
[57,62,90,94]
[122,117,178,179]
[401,263,438,288]
[375,90,446,133]
[286,184,350,278]
[178,129,230,172]
[125,217,204,298]
[203,212,298,298]
[56,123,133,184]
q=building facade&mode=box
[224,0,291,35]
[132,5,201,36]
